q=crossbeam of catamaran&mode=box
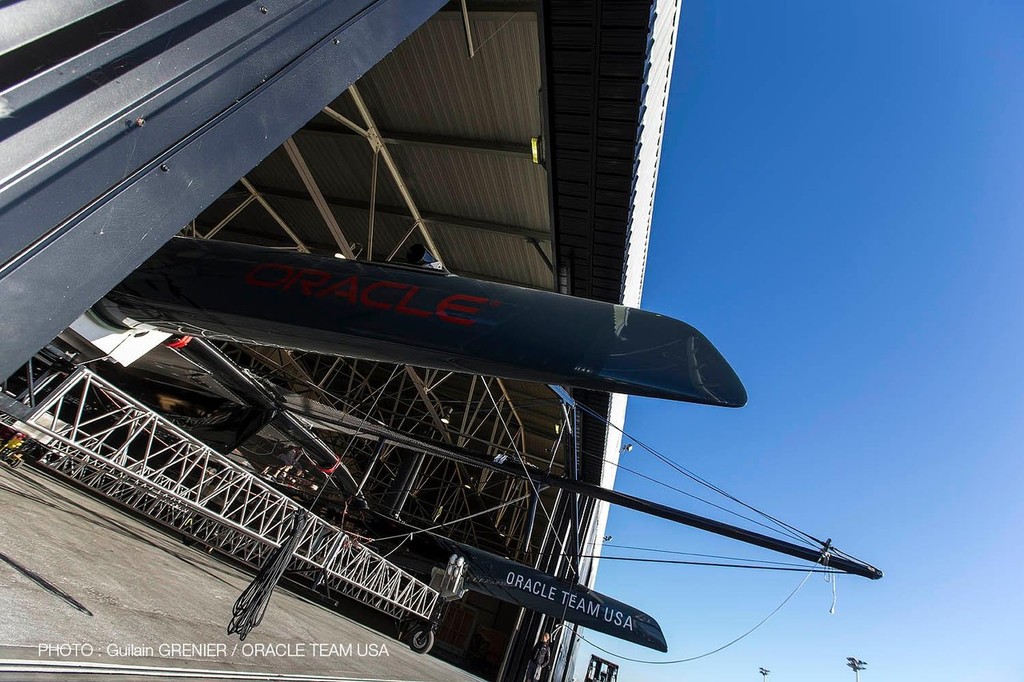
[93,237,878,579]
[279,392,882,580]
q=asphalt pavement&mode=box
[0,464,481,682]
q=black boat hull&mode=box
[99,238,746,407]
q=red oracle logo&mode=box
[437,294,488,326]
[245,263,495,326]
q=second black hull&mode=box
[99,238,746,407]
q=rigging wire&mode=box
[380,533,412,559]
[242,353,804,540]
[477,379,586,627]
[369,492,532,543]
[268,361,839,571]
[608,456,815,547]
[288,388,843,659]
[250,352,817,554]
[573,555,837,573]
[601,543,817,568]
[574,400,825,548]
[577,567,816,665]
[330,365,401,463]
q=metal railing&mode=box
[17,367,440,623]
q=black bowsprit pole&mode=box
[274,390,884,580]
[535,473,883,580]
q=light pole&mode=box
[759,667,770,682]
[846,657,867,682]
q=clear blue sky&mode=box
[575,2,1024,681]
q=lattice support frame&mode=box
[23,368,441,624]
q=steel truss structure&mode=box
[17,367,441,626]
[220,343,567,562]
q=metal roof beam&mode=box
[403,366,482,498]
[439,1,537,12]
[197,220,552,289]
[495,377,527,455]
[301,124,533,161]
[238,178,310,253]
[327,87,442,261]
[282,137,356,258]
[404,366,453,444]
[203,194,256,240]
[251,185,551,243]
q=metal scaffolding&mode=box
[219,344,565,562]
[16,367,442,626]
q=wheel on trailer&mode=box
[405,624,434,654]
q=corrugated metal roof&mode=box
[355,13,542,142]
[386,145,548,234]
[189,0,678,547]
[197,9,554,290]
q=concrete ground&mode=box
[0,464,482,682]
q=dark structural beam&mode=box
[0,0,448,381]
[439,1,538,13]
[252,185,552,243]
[195,221,551,289]
[301,124,534,161]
